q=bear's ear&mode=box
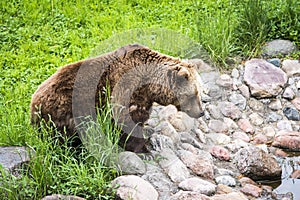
[177,67,190,79]
[167,66,190,86]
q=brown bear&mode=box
[30,44,204,152]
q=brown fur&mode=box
[30,44,204,152]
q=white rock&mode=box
[112,175,159,200]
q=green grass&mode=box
[0,0,299,199]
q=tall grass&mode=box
[235,0,269,57]
[195,0,238,67]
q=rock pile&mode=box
[114,56,300,200]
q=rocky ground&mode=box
[1,39,300,200]
[106,39,300,200]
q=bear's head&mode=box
[166,63,204,119]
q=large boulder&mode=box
[0,146,31,177]
[262,39,298,57]
[244,59,287,98]
[235,146,281,181]
[111,175,158,200]
[272,130,300,151]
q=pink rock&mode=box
[210,146,230,161]
[232,131,250,142]
[252,133,268,144]
[292,97,300,111]
[240,184,262,198]
[274,148,288,157]
[216,184,233,194]
[239,177,258,187]
[244,59,288,98]
[238,84,250,99]
[180,150,214,179]
[238,119,254,134]
[218,102,241,120]
[272,130,300,151]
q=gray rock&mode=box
[0,146,31,177]
[244,59,287,98]
[208,85,224,100]
[267,58,281,67]
[207,104,223,119]
[118,151,146,175]
[41,195,86,200]
[158,148,190,182]
[179,177,216,196]
[179,132,203,149]
[150,133,175,152]
[248,98,264,111]
[179,150,214,179]
[215,175,236,187]
[111,175,159,200]
[208,120,229,134]
[262,39,298,57]
[218,102,241,120]
[228,93,247,110]
[283,107,300,121]
[231,68,240,79]
[282,59,300,77]
[235,146,282,181]
[154,121,180,143]
[266,111,283,122]
[170,191,211,200]
[142,163,176,199]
